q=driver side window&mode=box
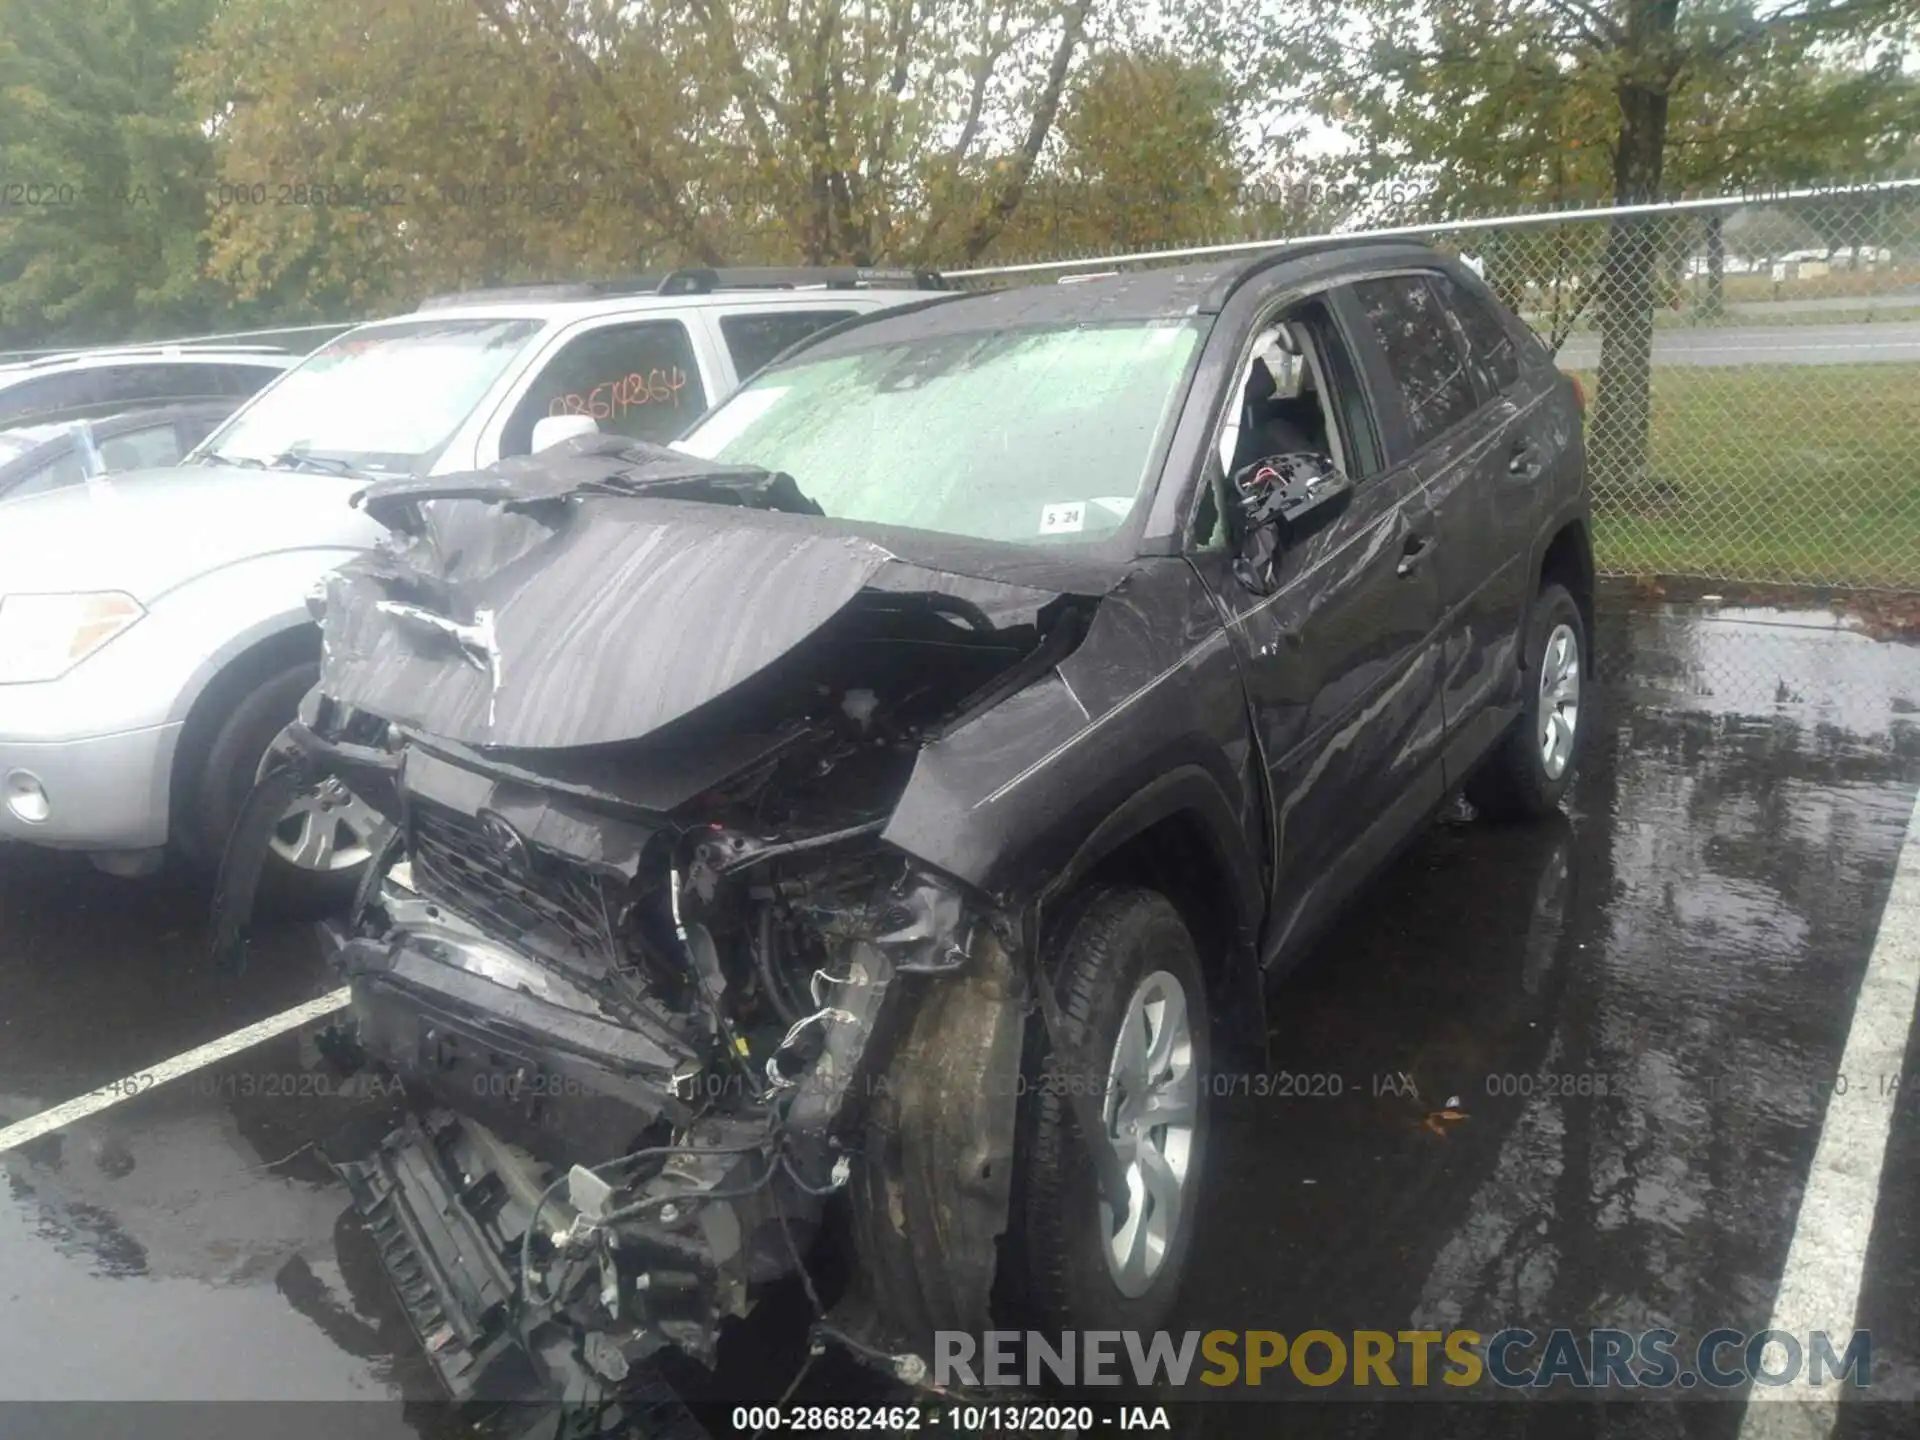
[1193,297,1371,550]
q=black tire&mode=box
[1467,582,1586,820]
[186,661,367,917]
[1018,887,1210,1336]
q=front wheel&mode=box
[1468,582,1586,819]
[189,663,382,916]
[1017,887,1210,1335]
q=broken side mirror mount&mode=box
[531,413,599,454]
[1229,452,1352,596]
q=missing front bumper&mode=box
[334,1108,715,1437]
[336,1109,534,1401]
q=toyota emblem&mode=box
[477,809,532,875]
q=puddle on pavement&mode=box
[1,598,1916,1414]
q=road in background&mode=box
[1557,321,1920,367]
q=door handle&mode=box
[1396,532,1432,578]
[1509,439,1544,479]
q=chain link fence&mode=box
[957,180,1920,593]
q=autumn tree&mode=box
[984,48,1245,260]
[0,0,231,348]
[186,0,1118,306]
[1238,0,1920,490]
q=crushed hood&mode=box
[319,441,1124,751]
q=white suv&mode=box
[0,269,943,907]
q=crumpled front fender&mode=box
[842,927,1026,1355]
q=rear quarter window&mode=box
[1352,275,1480,447]
[1432,274,1522,395]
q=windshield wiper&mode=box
[270,451,367,477]
[582,466,824,517]
[353,445,824,534]
[198,451,268,470]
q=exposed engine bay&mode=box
[211,441,1134,1418]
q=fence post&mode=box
[1590,210,1661,501]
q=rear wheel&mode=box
[1017,887,1209,1334]
[1467,581,1585,819]
[187,662,381,916]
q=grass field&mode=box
[1569,363,1920,589]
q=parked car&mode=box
[0,344,294,428]
[0,401,239,501]
[0,269,944,905]
[231,239,1592,1408]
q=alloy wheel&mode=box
[1099,968,1199,1298]
[268,775,383,871]
[1538,622,1581,781]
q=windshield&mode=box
[674,319,1202,546]
[195,317,544,475]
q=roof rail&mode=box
[414,277,672,310]
[0,322,355,367]
[5,341,299,371]
[414,266,947,311]
[654,266,947,294]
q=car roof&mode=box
[796,238,1450,353]
[412,266,945,310]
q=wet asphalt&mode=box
[1,592,1917,1437]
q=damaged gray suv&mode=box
[219,238,1591,1413]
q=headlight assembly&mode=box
[0,591,147,684]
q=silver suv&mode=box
[0,268,942,908]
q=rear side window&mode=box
[1352,276,1478,447]
[1432,274,1521,394]
[97,365,198,405]
[157,362,283,398]
[97,362,278,405]
[720,310,857,380]
[0,372,95,425]
[502,321,708,457]
[214,363,286,396]
[0,362,279,427]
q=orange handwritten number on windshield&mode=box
[548,367,688,421]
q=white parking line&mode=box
[1740,785,1920,1437]
[0,987,350,1155]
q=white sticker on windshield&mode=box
[1040,502,1086,535]
[1089,495,1133,518]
